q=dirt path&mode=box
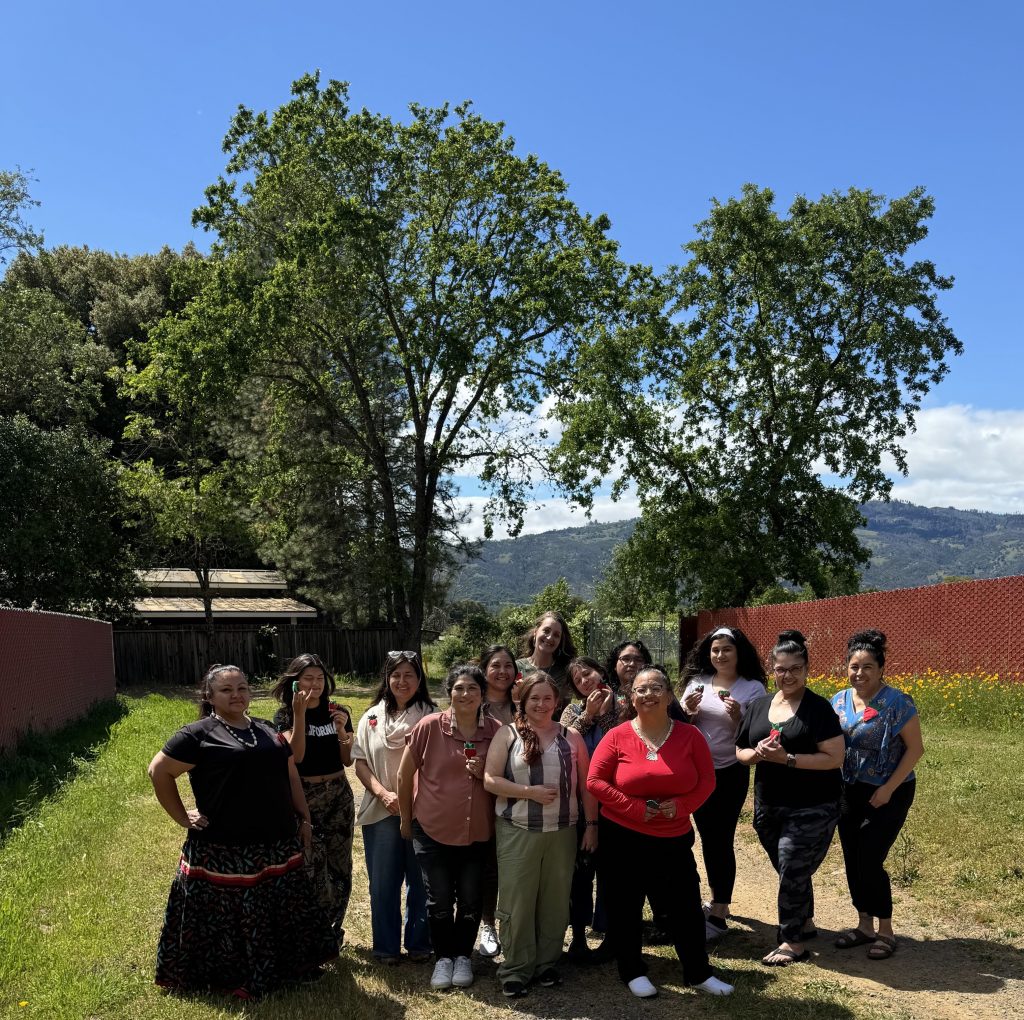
[720,837,1024,1019]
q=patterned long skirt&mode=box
[302,775,355,938]
[155,834,338,999]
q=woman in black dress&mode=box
[149,663,336,999]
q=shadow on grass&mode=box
[0,697,128,835]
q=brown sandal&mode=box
[867,934,897,960]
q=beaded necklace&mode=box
[213,713,259,748]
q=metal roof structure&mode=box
[136,569,288,590]
[133,597,317,619]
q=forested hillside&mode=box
[452,502,1024,607]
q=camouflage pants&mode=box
[302,774,355,938]
[753,800,839,945]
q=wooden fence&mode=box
[113,624,403,686]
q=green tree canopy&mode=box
[553,185,962,609]
[147,73,625,645]
[0,167,43,265]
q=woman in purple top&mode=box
[680,626,767,939]
[831,630,923,961]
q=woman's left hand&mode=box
[724,696,741,722]
[299,820,313,851]
[581,825,598,852]
[657,799,677,820]
[465,756,485,780]
[755,738,787,764]
[331,707,350,737]
[869,785,893,808]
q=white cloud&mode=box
[456,489,641,542]
[888,405,1024,514]
[453,404,1024,542]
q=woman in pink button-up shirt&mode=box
[398,664,501,991]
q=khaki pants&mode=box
[495,817,576,983]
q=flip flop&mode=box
[834,928,875,949]
[762,947,810,967]
[867,935,897,960]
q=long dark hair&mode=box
[513,673,560,764]
[371,651,437,717]
[567,656,608,700]
[680,626,767,689]
[604,639,653,687]
[197,663,247,719]
[271,653,345,728]
[480,644,517,708]
[521,612,577,666]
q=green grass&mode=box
[1,682,1020,1019]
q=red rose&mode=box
[768,729,782,741]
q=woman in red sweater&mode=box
[587,667,734,1000]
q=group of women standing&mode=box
[149,612,923,1002]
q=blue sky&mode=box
[4,1,1023,533]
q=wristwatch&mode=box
[786,753,797,768]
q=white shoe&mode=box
[694,975,734,996]
[628,976,659,998]
[430,957,454,989]
[452,956,474,987]
[478,922,500,957]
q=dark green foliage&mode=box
[552,185,962,609]
[0,416,138,617]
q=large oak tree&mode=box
[553,185,962,610]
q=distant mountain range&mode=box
[452,501,1024,608]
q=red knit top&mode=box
[587,720,715,836]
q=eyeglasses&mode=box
[618,656,646,665]
[388,650,419,660]
[773,665,806,677]
[632,685,666,697]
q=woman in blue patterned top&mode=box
[831,630,924,961]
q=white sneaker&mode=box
[452,956,474,987]
[628,976,659,998]
[478,922,500,957]
[694,975,734,996]
[430,957,454,989]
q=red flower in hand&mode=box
[768,729,782,741]
[368,714,378,728]
[862,707,879,722]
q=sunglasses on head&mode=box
[388,650,419,660]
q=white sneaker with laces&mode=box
[478,922,500,957]
[452,956,474,987]
[628,976,659,998]
[430,957,454,989]
[694,975,734,996]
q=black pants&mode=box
[692,761,750,905]
[411,821,489,959]
[838,780,915,920]
[600,817,712,986]
[569,820,608,937]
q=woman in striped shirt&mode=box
[483,673,597,998]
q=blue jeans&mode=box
[362,815,431,959]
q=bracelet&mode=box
[584,820,598,827]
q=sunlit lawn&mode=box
[0,674,1021,1019]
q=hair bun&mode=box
[848,629,886,653]
[776,629,807,648]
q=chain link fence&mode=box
[586,613,680,675]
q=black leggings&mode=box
[838,780,915,920]
[692,761,750,905]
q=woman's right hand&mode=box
[530,785,558,806]
[683,689,703,714]
[585,688,610,719]
[184,808,209,831]
[292,685,314,715]
[400,818,412,839]
[378,789,400,815]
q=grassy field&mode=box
[1,677,1021,1019]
